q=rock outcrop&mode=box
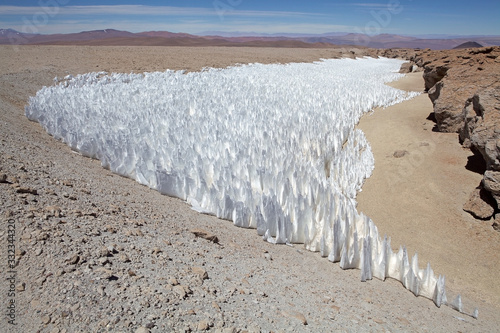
[377,46,500,223]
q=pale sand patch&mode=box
[357,72,500,309]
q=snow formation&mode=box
[26,57,468,311]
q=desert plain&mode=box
[0,45,499,332]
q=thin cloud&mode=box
[350,3,394,9]
[0,5,326,19]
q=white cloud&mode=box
[0,5,325,19]
[350,3,394,9]
[0,5,340,35]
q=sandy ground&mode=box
[0,45,499,332]
[357,73,500,310]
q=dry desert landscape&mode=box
[1,45,499,332]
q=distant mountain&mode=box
[197,31,351,38]
[138,31,199,39]
[1,28,499,50]
[453,41,484,49]
[0,28,22,35]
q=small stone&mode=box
[16,282,26,291]
[152,247,162,254]
[65,254,80,265]
[135,327,150,333]
[98,257,110,265]
[285,311,307,325]
[197,320,210,331]
[191,267,208,280]
[17,187,37,195]
[131,228,144,236]
[105,225,117,233]
[118,253,131,263]
[173,285,187,299]
[36,276,47,285]
[493,221,500,232]
[41,315,51,324]
[168,277,179,286]
[45,205,62,217]
[70,303,80,312]
[393,150,409,158]
[212,301,221,311]
[15,248,26,257]
[97,285,105,296]
[62,179,73,187]
[331,305,341,313]
[99,319,110,327]
[99,247,111,257]
[0,174,7,183]
[190,228,219,243]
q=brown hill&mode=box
[453,41,484,49]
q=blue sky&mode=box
[0,0,499,36]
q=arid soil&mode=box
[1,45,499,333]
[357,72,500,311]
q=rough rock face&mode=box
[377,46,500,223]
[463,186,496,220]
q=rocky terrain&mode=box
[378,46,500,224]
[1,45,499,332]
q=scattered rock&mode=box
[283,311,307,325]
[65,254,80,265]
[16,187,38,195]
[118,253,131,263]
[16,282,26,291]
[168,277,179,286]
[41,315,52,325]
[97,285,106,297]
[393,150,409,158]
[191,267,209,280]
[0,173,8,183]
[197,320,211,331]
[190,228,219,243]
[493,221,500,231]
[45,205,62,217]
[173,285,190,299]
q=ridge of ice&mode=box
[26,57,473,315]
